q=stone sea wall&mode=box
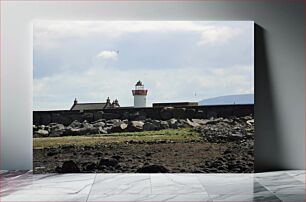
[33,104,254,126]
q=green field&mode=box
[33,128,202,148]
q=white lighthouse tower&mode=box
[132,80,148,108]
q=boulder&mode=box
[143,122,160,131]
[49,123,65,137]
[80,126,100,135]
[69,120,82,128]
[103,126,113,133]
[168,118,179,129]
[106,119,121,126]
[192,119,209,125]
[127,121,144,132]
[64,127,82,136]
[136,165,169,173]
[38,125,46,130]
[246,119,254,126]
[98,127,108,134]
[92,121,105,128]
[33,125,38,132]
[186,119,200,128]
[160,121,170,129]
[33,129,49,138]
[206,118,223,124]
[160,107,174,120]
[59,160,80,173]
[111,122,128,133]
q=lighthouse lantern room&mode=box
[132,80,148,108]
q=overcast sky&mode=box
[33,21,254,110]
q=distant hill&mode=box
[199,94,254,106]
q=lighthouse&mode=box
[132,80,148,108]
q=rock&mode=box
[49,123,65,137]
[246,119,254,126]
[98,127,108,134]
[143,122,160,131]
[206,118,223,124]
[192,119,209,125]
[195,116,254,143]
[59,160,80,173]
[172,108,186,119]
[168,118,179,129]
[160,121,170,129]
[33,125,38,132]
[92,119,106,124]
[186,119,200,128]
[64,127,82,136]
[80,127,99,135]
[34,129,49,138]
[98,158,118,167]
[111,122,128,133]
[38,125,46,130]
[92,121,105,128]
[105,119,121,126]
[136,165,169,173]
[127,121,144,132]
[69,120,82,128]
[160,107,173,120]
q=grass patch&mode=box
[33,128,202,149]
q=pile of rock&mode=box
[33,115,254,140]
[195,116,254,143]
[33,118,204,138]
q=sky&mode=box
[33,21,254,110]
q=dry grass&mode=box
[33,128,202,148]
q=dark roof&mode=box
[70,102,107,111]
[135,80,143,86]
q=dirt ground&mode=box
[33,139,254,173]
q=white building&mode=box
[132,80,148,108]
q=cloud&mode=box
[198,26,241,45]
[96,50,118,60]
[34,21,245,49]
[33,64,254,110]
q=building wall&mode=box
[1,0,304,171]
